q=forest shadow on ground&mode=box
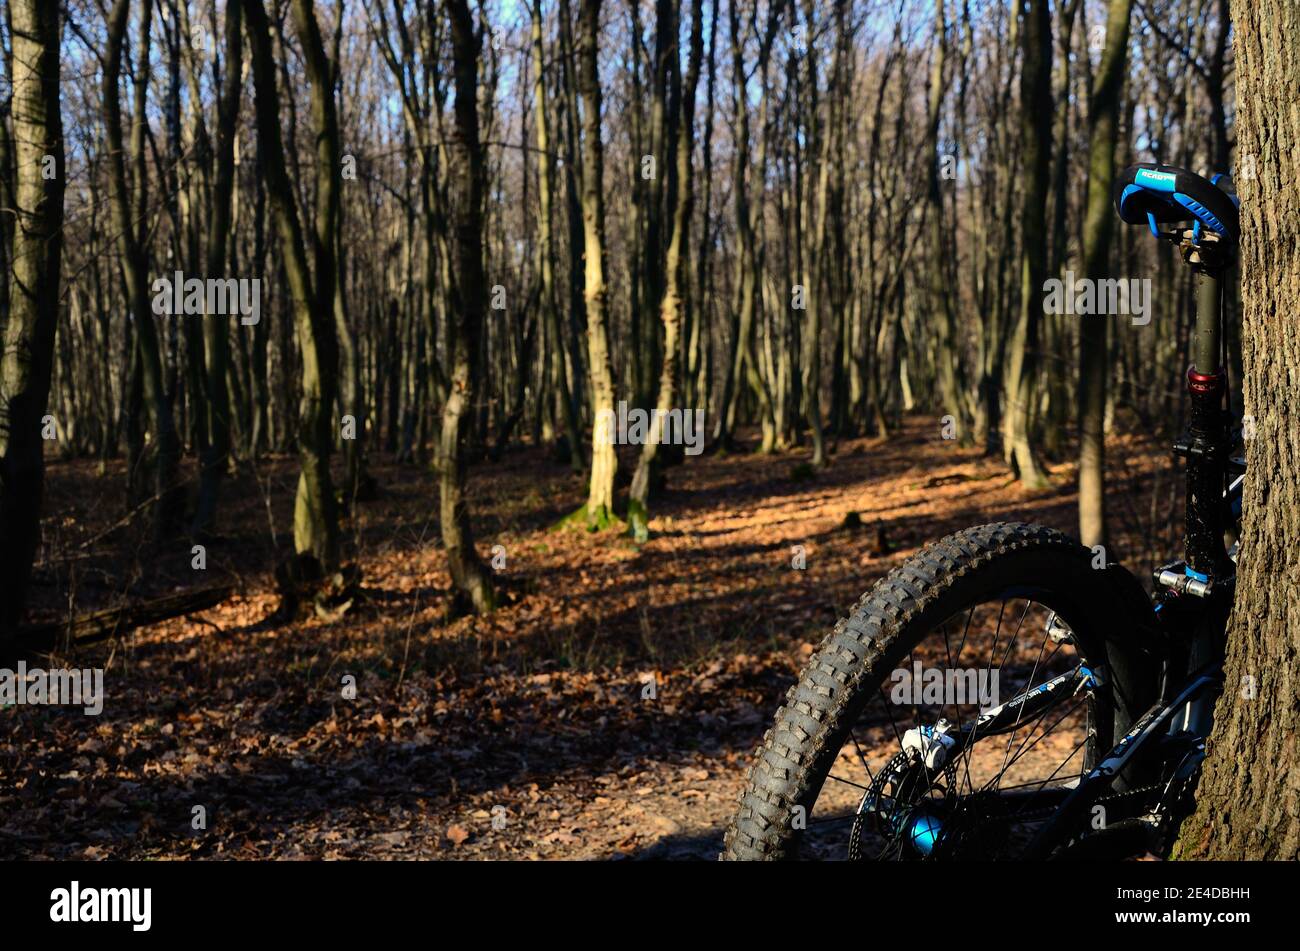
[2,415,1180,859]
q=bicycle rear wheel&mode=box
[722,522,1156,860]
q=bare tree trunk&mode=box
[1173,0,1300,860]
[193,0,244,537]
[629,0,703,540]
[246,0,341,571]
[557,0,589,426]
[1077,0,1132,548]
[0,0,63,636]
[803,0,850,462]
[625,0,646,411]
[531,0,582,471]
[104,0,184,536]
[923,0,971,442]
[1042,0,1081,458]
[715,0,778,452]
[577,0,619,529]
[0,28,13,347]
[249,164,271,454]
[687,0,718,414]
[437,0,496,613]
[1003,0,1051,487]
[335,216,371,502]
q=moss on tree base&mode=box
[552,503,623,534]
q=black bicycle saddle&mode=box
[1114,163,1239,244]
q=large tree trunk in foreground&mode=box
[438,0,495,614]
[1076,0,1131,549]
[1173,0,1300,860]
[0,0,64,635]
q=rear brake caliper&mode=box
[901,718,958,770]
[852,722,959,859]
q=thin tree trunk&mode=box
[104,0,185,536]
[715,0,778,452]
[577,0,619,529]
[531,0,582,471]
[438,0,496,613]
[557,0,589,425]
[1077,0,1132,548]
[629,0,703,540]
[0,35,13,346]
[1042,0,1080,458]
[193,0,244,537]
[687,0,718,414]
[246,0,341,571]
[1003,0,1052,487]
[923,0,970,442]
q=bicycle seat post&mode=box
[1114,164,1240,590]
[1178,229,1232,581]
[1186,232,1226,376]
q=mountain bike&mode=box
[722,164,1243,860]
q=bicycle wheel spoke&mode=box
[849,727,878,789]
[995,605,1053,789]
[982,695,1089,795]
[825,772,871,793]
[807,811,860,828]
[999,737,1089,826]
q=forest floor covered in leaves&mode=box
[2,417,1176,860]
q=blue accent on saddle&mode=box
[1210,173,1240,207]
[1121,185,1166,237]
[1175,193,1225,237]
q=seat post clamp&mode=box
[1187,366,1225,396]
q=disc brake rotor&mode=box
[849,750,960,860]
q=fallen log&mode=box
[3,583,234,658]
